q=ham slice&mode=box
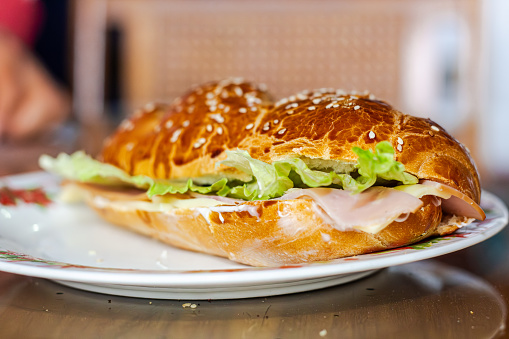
[420,180,485,220]
[279,187,424,233]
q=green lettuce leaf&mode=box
[39,152,147,187]
[351,141,418,192]
[39,141,417,201]
[39,152,228,198]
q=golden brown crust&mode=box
[101,80,481,204]
[83,186,450,267]
[101,80,272,182]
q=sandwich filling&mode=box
[40,141,484,235]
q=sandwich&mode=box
[40,78,485,267]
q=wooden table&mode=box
[1,136,508,338]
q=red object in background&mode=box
[0,186,51,206]
[0,0,43,46]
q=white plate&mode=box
[1,172,507,299]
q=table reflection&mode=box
[0,260,505,338]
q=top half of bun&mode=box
[100,79,481,203]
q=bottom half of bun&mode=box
[80,187,472,267]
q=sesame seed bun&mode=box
[87,79,483,266]
[101,79,481,203]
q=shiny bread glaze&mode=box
[101,79,481,203]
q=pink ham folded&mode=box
[278,187,424,233]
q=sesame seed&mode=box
[326,103,333,109]
[369,94,376,100]
[287,110,294,115]
[234,86,243,96]
[312,98,321,105]
[223,106,231,113]
[209,106,217,112]
[182,120,190,127]
[193,137,207,149]
[258,83,267,91]
[217,127,223,135]
[165,120,174,129]
[218,103,225,109]
[289,95,297,102]
[274,119,279,124]
[206,124,213,132]
[125,142,134,151]
[173,97,183,106]
[239,107,247,113]
[120,119,134,131]
[206,92,214,99]
[296,93,308,100]
[263,126,270,131]
[431,125,440,131]
[397,144,403,152]
[251,107,257,111]
[397,137,404,145]
[308,106,316,111]
[278,128,287,135]
[144,102,156,112]
[170,129,182,143]
[354,105,360,110]
[246,96,262,105]
[368,131,376,139]
[206,99,218,107]
[221,90,229,99]
[245,123,254,130]
[209,114,225,123]
[332,104,339,108]
[275,98,289,107]
[187,105,195,114]
[186,96,196,104]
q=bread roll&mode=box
[71,79,483,266]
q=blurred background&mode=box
[0,0,507,182]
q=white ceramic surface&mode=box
[0,172,507,299]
